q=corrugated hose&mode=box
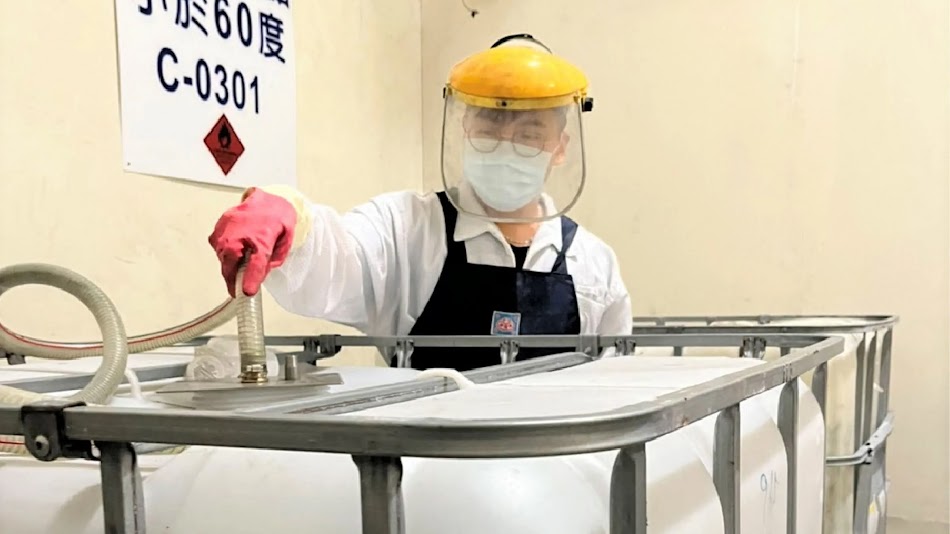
[0,262,259,456]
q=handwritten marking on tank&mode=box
[760,470,780,526]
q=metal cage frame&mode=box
[0,315,897,534]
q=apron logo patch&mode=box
[490,311,521,336]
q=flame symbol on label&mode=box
[218,123,232,149]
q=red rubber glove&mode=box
[208,188,298,297]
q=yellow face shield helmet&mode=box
[441,34,594,223]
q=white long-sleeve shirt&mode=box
[263,189,632,341]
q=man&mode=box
[209,34,632,371]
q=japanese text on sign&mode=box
[115,0,297,188]
[141,0,288,114]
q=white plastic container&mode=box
[0,454,173,534]
[507,355,824,533]
[350,383,726,533]
[75,436,722,534]
[692,317,878,533]
[0,355,828,534]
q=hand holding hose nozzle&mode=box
[208,187,298,298]
[0,189,295,363]
[0,187,330,443]
[207,188,302,384]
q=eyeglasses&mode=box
[464,127,551,158]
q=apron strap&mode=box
[550,216,579,274]
[435,191,468,264]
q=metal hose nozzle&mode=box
[234,262,267,383]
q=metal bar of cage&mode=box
[630,314,897,333]
[0,332,859,534]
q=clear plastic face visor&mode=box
[440,94,587,223]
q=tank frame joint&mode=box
[20,399,96,462]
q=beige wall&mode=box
[421,0,949,525]
[0,0,422,366]
[1,0,947,527]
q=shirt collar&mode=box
[451,183,565,252]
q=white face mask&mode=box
[463,142,552,213]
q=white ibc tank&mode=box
[0,356,826,534]
[348,380,726,533]
[507,356,823,533]
[0,409,723,532]
[634,316,886,533]
[75,432,721,534]
[0,455,173,533]
[700,317,884,533]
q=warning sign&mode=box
[203,114,245,176]
[114,0,296,188]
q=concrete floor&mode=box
[887,517,949,534]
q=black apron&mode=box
[399,192,582,371]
